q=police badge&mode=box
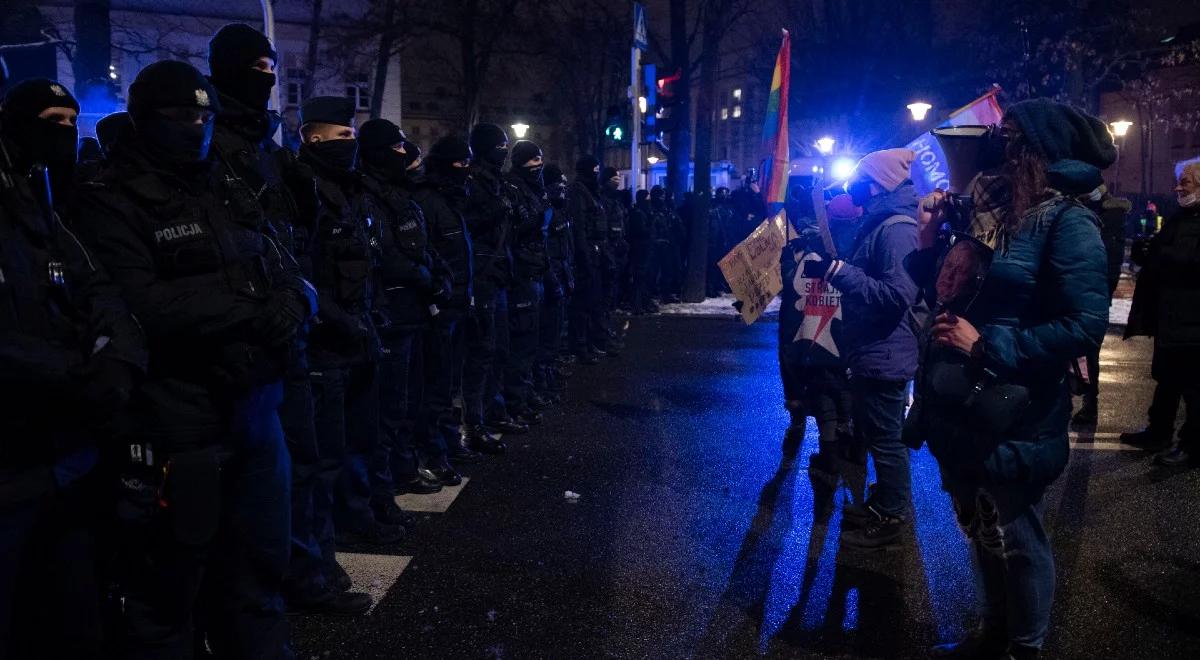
[50,83,67,97]
[195,88,211,107]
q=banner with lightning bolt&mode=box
[791,253,843,357]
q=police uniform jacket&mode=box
[296,156,381,368]
[464,164,516,293]
[1,156,146,502]
[412,173,473,313]
[77,143,303,451]
[359,166,447,332]
[506,173,550,282]
[566,181,607,279]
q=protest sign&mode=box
[719,211,789,325]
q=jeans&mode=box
[942,476,1055,650]
[852,377,911,518]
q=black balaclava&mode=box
[208,23,277,111]
[96,111,134,158]
[509,139,543,189]
[127,60,222,170]
[601,166,620,193]
[427,135,473,187]
[469,122,509,170]
[635,189,649,207]
[401,139,422,172]
[1,78,80,177]
[575,155,600,192]
[543,163,567,209]
[357,117,407,181]
[299,96,357,172]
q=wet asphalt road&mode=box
[291,316,1200,659]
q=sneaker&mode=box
[1153,446,1194,467]
[842,511,904,550]
[841,500,884,528]
[930,626,1008,659]
[287,589,372,616]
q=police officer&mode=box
[464,123,525,442]
[505,140,551,419]
[411,136,476,486]
[77,60,308,659]
[206,24,371,615]
[534,164,574,400]
[567,155,609,363]
[628,188,658,315]
[356,118,449,511]
[650,185,683,304]
[599,166,628,348]
[0,77,146,660]
[295,96,400,552]
[96,110,134,161]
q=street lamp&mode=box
[646,155,659,165]
[907,101,932,121]
[511,122,530,139]
[815,137,835,155]
[1109,120,1132,194]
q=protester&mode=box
[1122,162,1200,465]
[567,155,609,363]
[815,148,922,550]
[915,99,1113,659]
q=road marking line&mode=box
[334,552,411,614]
[1069,441,1141,451]
[396,477,469,513]
[1068,431,1123,440]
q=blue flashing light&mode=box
[831,157,856,181]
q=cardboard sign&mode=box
[719,211,789,325]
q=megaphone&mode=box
[932,125,997,194]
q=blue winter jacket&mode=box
[829,184,921,382]
[923,171,1109,487]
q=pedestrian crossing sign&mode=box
[634,3,648,51]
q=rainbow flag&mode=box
[760,29,790,213]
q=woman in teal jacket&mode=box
[919,99,1113,660]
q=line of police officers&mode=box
[0,22,647,660]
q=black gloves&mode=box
[78,356,139,415]
[256,289,311,347]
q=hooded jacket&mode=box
[828,183,921,381]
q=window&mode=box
[411,126,421,136]
[410,101,423,111]
[732,88,742,100]
[346,73,370,110]
[285,68,307,106]
[720,107,729,120]
[732,105,742,119]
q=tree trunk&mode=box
[72,0,112,103]
[368,0,397,119]
[683,25,720,303]
[666,0,692,201]
[304,0,324,101]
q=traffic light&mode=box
[642,63,657,141]
[654,68,682,135]
[604,104,628,144]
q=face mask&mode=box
[519,164,544,187]
[12,118,78,175]
[482,144,508,168]
[446,166,471,186]
[223,70,276,111]
[138,114,213,166]
[1179,191,1200,208]
[365,148,409,182]
[847,179,873,207]
[304,138,358,171]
